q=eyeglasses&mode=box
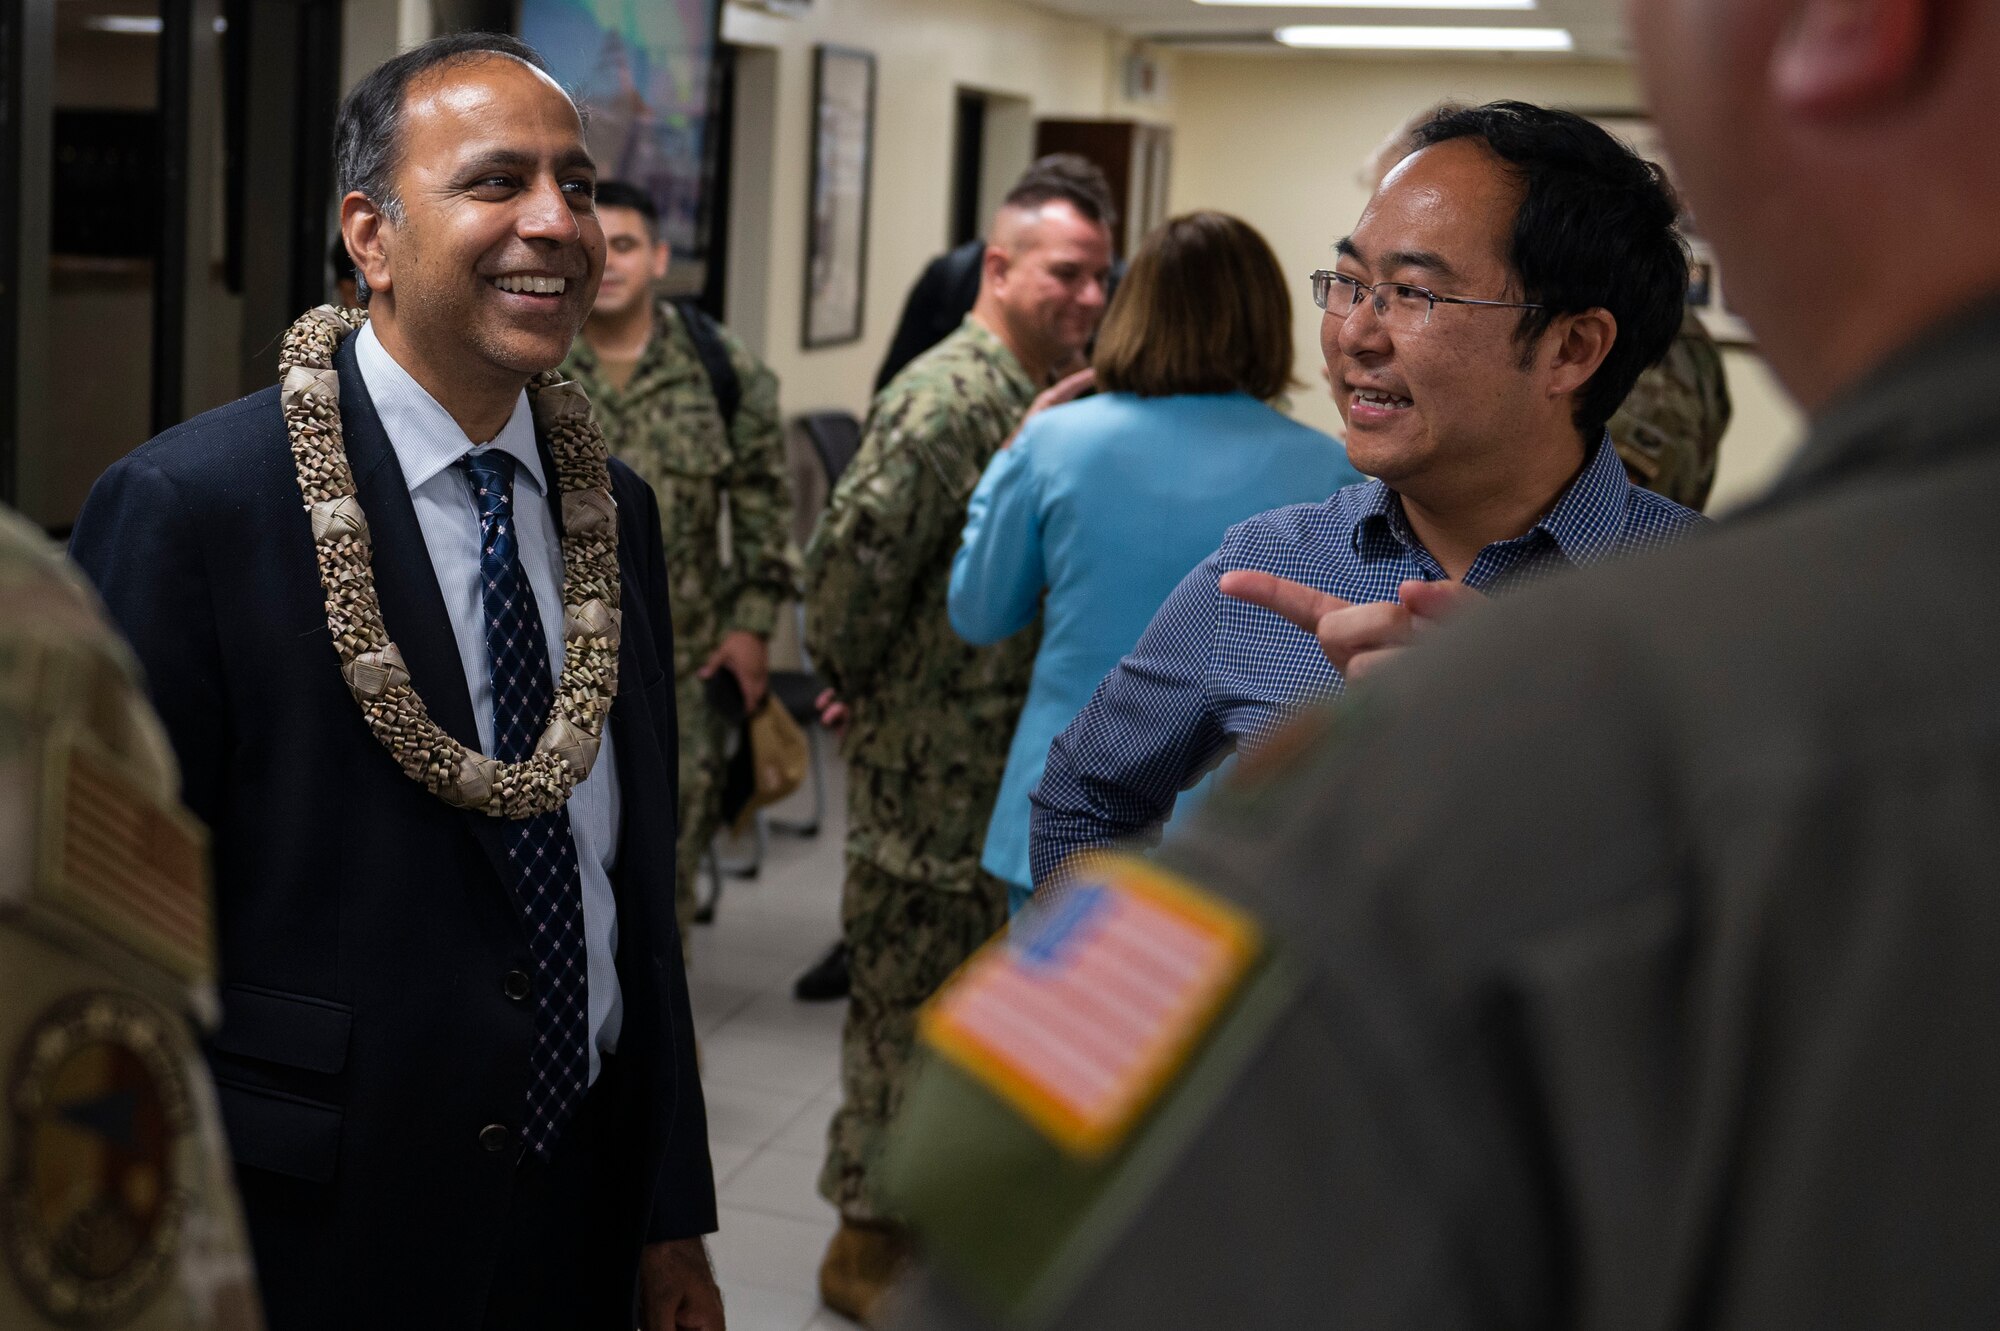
[1310,270,1546,331]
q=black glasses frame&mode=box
[1309,269,1546,325]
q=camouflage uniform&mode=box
[0,505,262,1329]
[805,317,1042,1219]
[1608,307,1733,511]
[563,297,794,935]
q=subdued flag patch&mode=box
[919,857,1260,1158]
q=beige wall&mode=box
[309,3,1803,517]
[717,0,1160,420]
[1167,52,1803,512]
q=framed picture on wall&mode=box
[804,45,877,348]
[522,0,725,298]
[1582,111,1755,348]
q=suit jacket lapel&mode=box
[335,336,514,882]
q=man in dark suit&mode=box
[69,33,723,1330]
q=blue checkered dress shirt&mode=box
[1026,434,1708,889]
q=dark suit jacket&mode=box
[70,336,715,1327]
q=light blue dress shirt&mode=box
[949,390,1361,910]
[355,323,624,1084]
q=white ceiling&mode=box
[1033,0,1633,61]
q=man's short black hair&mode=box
[1003,153,1118,233]
[333,32,556,301]
[1412,101,1688,443]
[593,180,660,234]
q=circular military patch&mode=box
[3,991,195,1326]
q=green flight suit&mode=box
[563,298,794,935]
[804,316,1042,1219]
[0,504,263,1329]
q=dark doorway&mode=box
[0,0,22,506]
[696,42,736,319]
[950,90,985,248]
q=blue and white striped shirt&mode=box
[1026,434,1707,888]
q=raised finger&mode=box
[1219,569,1350,635]
[1315,600,1415,673]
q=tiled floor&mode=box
[688,758,861,1331]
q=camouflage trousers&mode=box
[817,855,1009,1220]
[673,674,733,943]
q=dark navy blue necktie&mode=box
[459,450,588,1160]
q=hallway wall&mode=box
[312,3,1805,518]
[717,0,1171,422]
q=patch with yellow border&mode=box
[2,991,196,1326]
[919,858,1259,1159]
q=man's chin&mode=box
[487,330,582,379]
[1341,428,1419,484]
[590,289,648,321]
[1051,336,1095,370]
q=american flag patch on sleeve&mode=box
[918,857,1261,1158]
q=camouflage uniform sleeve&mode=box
[1608,311,1733,512]
[803,392,958,697]
[720,330,795,641]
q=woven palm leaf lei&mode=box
[279,304,621,819]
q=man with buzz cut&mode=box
[804,155,1114,1323]
[563,179,792,938]
[69,33,721,1331]
[1029,102,1708,895]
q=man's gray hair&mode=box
[332,31,554,301]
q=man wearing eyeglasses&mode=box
[1028,101,1706,896]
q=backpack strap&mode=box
[673,299,742,430]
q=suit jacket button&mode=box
[503,970,532,1002]
[479,1123,511,1153]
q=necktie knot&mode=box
[460,450,518,520]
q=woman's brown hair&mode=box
[1092,210,1298,401]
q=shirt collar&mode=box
[1346,478,1406,560]
[1345,430,1632,567]
[564,294,693,396]
[355,320,546,496]
[1529,430,1636,566]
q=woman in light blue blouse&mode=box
[950,210,1363,912]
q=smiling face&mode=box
[1325,138,1568,499]
[988,200,1114,373]
[355,56,604,395]
[592,203,668,320]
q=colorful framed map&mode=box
[522,0,723,292]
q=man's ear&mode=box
[1772,0,1930,116]
[1545,307,1617,402]
[981,243,1011,296]
[651,240,671,282]
[342,191,393,301]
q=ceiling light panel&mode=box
[1201,0,1534,8]
[1276,24,1574,49]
